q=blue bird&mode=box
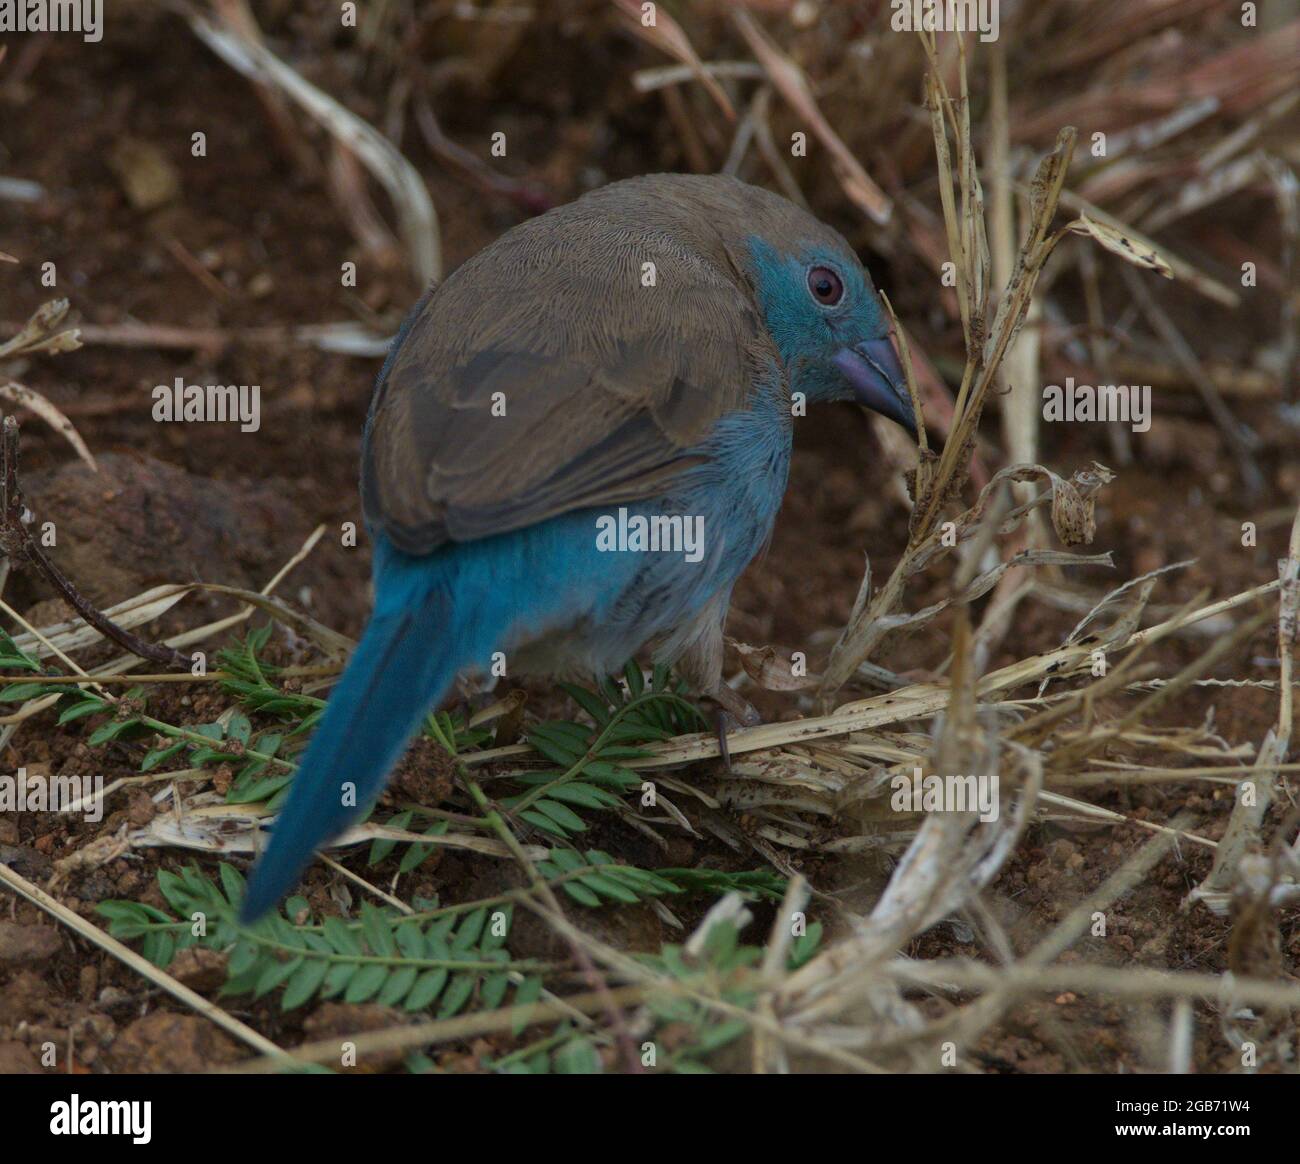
[240,174,914,921]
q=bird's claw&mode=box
[709,687,761,772]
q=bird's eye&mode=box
[807,266,844,306]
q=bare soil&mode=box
[0,9,1295,1074]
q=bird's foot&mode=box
[708,686,762,772]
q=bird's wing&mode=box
[362,212,775,554]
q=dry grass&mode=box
[0,1,1296,1073]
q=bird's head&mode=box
[743,233,916,437]
[572,175,916,434]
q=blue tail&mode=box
[239,508,653,921]
[240,584,463,922]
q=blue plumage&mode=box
[240,175,914,921]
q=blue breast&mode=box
[370,371,792,680]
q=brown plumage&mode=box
[361,172,854,554]
[242,172,916,920]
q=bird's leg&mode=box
[708,684,762,771]
[451,671,501,724]
[670,596,762,770]
[709,681,763,726]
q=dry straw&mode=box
[1,6,1294,1072]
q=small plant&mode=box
[498,662,705,838]
[98,863,547,1016]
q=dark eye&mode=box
[808,266,844,306]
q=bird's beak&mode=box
[833,337,917,439]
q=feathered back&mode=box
[362,174,855,554]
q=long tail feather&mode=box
[240,591,459,921]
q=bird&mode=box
[240,173,916,921]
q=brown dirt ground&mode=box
[0,12,1295,1074]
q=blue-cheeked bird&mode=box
[241,173,915,920]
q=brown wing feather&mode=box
[362,176,780,555]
